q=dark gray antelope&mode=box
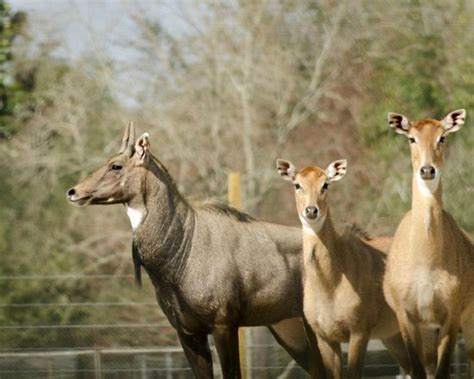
[66,123,326,378]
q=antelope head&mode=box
[388,109,466,197]
[277,159,347,233]
[66,122,151,206]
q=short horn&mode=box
[126,121,136,156]
[118,123,130,154]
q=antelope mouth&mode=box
[69,195,122,206]
[301,216,320,225]
[420,172,436,181]
[68,195,92,206]
[299,210,327,234]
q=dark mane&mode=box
[197,201,256,223]
[149,153,172,176]
[147,153,254,223]
[344,222,372,241]
[147,152,191,205]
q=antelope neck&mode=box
[411,176,443,220]
[303,211,341,284]
[410,176,444,262]
[127,155,194,279]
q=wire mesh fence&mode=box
[0,272,471,378]
[0,340,470,378]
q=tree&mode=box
[0,0,28,137]
[0,5,170,348]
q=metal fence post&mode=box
[94,350,102,379]
[47,358,53,379]
[165,351,173,379]
[140,355,147,379]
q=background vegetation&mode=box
[0,0,472,357]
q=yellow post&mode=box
[228,172,241,211]
[227,172,248,379]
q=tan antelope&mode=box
[383,109,474,378]
[67,123,327,379]
[277,158,410,378]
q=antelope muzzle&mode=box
[304,206,319,220]
[419,165,436,181]
[66,186,92,206]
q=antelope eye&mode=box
[111,164,123,171]
[294,183,301,190]
[439,136,445,144]
[408,137,416,144]
[322,182,329,192]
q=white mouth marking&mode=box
[299,211,327,235]
[416,171,440,197]
[126,206,145,230]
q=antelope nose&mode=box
[66,188,76,198]
[304,206,319,220]
[420,165,436,180]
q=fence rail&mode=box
[0,269,472,378]
[0,339,470,378]
[0,345,396,378]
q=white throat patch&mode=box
[299,211,327,236]
[416,172,440,197]
[126,206,145,230]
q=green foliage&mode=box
[356,0,474,232]
[359,2,473,146]
[0,3,143,349]
[0,0,29,138]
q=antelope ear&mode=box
[442,109,466,135]
[325,159,347,183]
[135,133,150,160]
[276,159,296,181]
[388,112,411,135]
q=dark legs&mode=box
[347,333,369,379]
[396,310,461,379]
[460,304,474,370]
[302,317,329,378]
[213,326,242,379]
[381,333,411,374]
[397,312,427,379]
[269,317,327,378]
[435,321,459,379]
[177,330,214,379]
[268,320,310,371]
[421,330,437,377]
[317,336,342,379]
[178,320,327,379]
